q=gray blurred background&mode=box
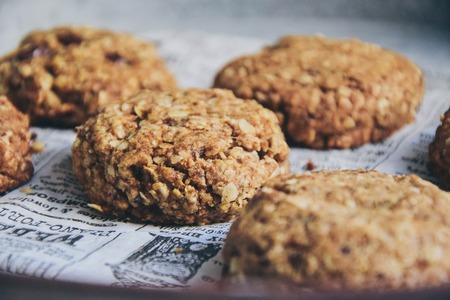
[0,0,449,74]
[1,0,449,36]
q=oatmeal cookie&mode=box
[214,35,424,149]
[71,88,289,225]
[0,26,177,127]
[0,96,33,193]
[223,170,450,291]
[429,107,450,190]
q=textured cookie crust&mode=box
[429,108,450,190]
[223,170,450,291]
[0,26,177,127]
[214,35,425,149]
[72,89,289,225]
[0,96,33,193]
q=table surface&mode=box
[0,1,450,299]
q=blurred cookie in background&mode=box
[214,35,424,149]
[429,107,450,190]
[0,95,33,193]
[0,26,178,127]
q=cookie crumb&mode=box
[87,203,103,213]
[30,141,45,153]
[173,247,183,254]
[304,159,316,171]
[19,187,33,194]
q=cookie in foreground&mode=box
[0,96,33,193]
[214,35,424,149]
[429,107,450,190]
[222,170,450,292]
[0,26,177,127]
[71,88,290,225]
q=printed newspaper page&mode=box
[0,30,449,290]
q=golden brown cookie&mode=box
[429,107,450,190]
[223,170,450,292]
[0,96,33,193]
[71,88,289,225]
[0,26,177,127]
[214,35,424,149]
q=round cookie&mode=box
[222,170,450,291]
[213,35,424,149]
[0,96,33,193]
[71,88,290,225]
[429,107,450,190]
[0,26,177,127]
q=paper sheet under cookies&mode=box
[0,30,450,290]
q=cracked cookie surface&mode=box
[429,108,450,190]
[0,26,177,127]
[71,88,289,225]
[214,35,424,149]
[223,170,450,291]
[0,96,33,193]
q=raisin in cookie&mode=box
[223,170,450,292]
[71,89,289,225]
[429,107,450,190]
[0,96,33,193]
[214,35,424,149]
[0,26,177,127]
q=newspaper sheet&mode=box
[0,30,449,290]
